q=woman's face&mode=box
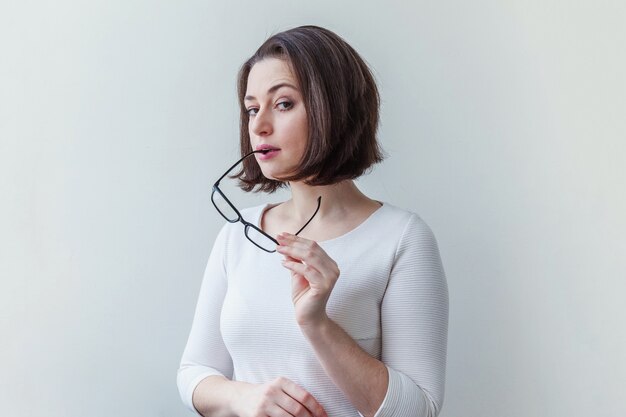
[244,57,308,181]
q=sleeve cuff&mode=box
[178,369,225,416]
[358,365,433,417]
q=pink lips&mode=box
[257,149,280,161]
[255,145,281,161]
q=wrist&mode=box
[228,380,254,416]
[298,313,331,337]
[192,376,251,417]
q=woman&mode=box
[177,25,449,417]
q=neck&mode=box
[285,180,372,224]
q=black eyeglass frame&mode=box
[211,149,321,253]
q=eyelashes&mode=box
[246,100,294,117]
[276,101,293,111]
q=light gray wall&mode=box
[1,1,624,416]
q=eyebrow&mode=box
[244,82,298,101]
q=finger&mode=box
[276,232,301,241]
[281,259,324,283]
[274,395,313,417]
[280,379,328,417]
[280,253,338,287]
[282,254,302,263]
[276,236,338,273]
[267,402,297,417]
[276,241,320,264]
[276,233,314,250]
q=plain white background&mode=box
[1,1,625,416]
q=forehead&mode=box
[246,58,298,94]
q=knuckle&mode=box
[300,391,312,402]
[262,383,278,397]
[293,403,305,415]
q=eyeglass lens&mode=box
[245,225,277,252]
[211,189,239,222]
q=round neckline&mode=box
[255,200,387,245]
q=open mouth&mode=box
[258,149,280,160]
[258,147,280,153]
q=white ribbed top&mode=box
[177,201,449,416]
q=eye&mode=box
[246,107,259,117]
[277,101,293,111]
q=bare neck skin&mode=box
[282,179,380,226]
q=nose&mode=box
[249,107,273,138]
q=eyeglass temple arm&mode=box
[214,150,265,186]
[213,150,321,238]
[294,196,322,236]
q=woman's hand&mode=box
[276,233,340,328]
[235,377,328,417]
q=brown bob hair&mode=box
[230,25,386,193]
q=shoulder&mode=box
[377,203,441,255]
[378,202,435,237]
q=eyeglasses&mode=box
[211,149,321,253]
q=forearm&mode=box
[192,375,251,417]
[300,317,388,417]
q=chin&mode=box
[260,171,281,181]
[267,174,288,182]
[261,167,296,181]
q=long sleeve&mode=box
[177,223,233,415]
[368,214,449,417]
[177,202,449,417]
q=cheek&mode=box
[293,112,308,142]
[281,115,307,143]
